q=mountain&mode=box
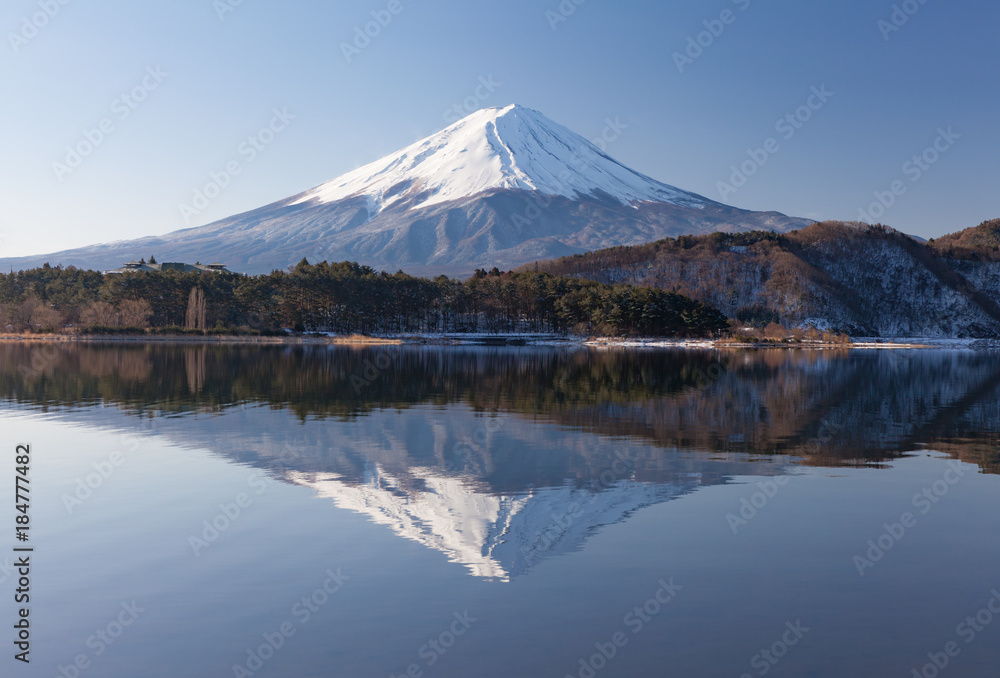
[0,105,812,277]
[528,220,1000,338]
[0,386,783,582]
[287,468,699,581]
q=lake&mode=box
[1,343,999,677]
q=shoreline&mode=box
[0,333,403,346]
[0,332,992,349]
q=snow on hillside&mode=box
[294,104,706,215]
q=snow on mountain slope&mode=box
[294,104,705,215]
[290,466,692,581]
[0,104,813,276]
[11,399,790,580]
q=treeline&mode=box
[0,260,729,337]
[527,220,1000,337]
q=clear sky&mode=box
[1,0,996,257]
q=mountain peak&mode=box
[0,105,813,276]
[293,105,706,216]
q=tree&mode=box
[119,299,153,328]
[764,322,788,340]
[30,302,63,332]
[149,255,157,264]
[10,298,41,332]
[80,302,120,328]
[185,287,206,330]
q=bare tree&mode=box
[119,299,153,328]
[80,302,120,328]
[10,298,41,332]
[30,303,64,332]
[185,287,206,330]
[764,322,788,340]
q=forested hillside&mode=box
[0,261,728,338]
[930,218,1000,260]
[7,220,999,340]
[528,220,1000,338]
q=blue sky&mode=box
[1,0,996,257]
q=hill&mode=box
[527,221,1000,338]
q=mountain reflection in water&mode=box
[2,342,998,579]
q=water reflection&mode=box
[4,343,999,676]
[2,343,998,471]
[3,343,999,579]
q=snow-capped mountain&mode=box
[293,105,705,214]
[0,105,812,276]
[8,400,788,581]
[289,466,694,582]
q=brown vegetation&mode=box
[526,219,1000,338]
[929,218,1000,261]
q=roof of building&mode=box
[105,261,236,275]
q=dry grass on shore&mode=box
[326,334,404,345]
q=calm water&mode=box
[1,344,999,677]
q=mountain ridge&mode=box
[526,220,1000,338]
[0,104,812,276]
